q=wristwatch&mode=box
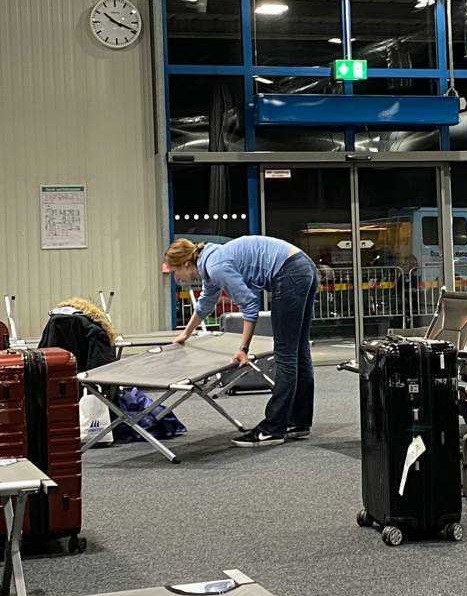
[240,345,249,354]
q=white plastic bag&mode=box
[79,388,113,444]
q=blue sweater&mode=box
[195,235,296,322]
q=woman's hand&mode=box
[232,350,249,367]
[173,312,203,346]
[173,332,190,345]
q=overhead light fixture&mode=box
[255,2,289,16]
[414,0,435,8]
[254,76,274,85]
[328,37,356,44]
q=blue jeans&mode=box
[257,252,318,437]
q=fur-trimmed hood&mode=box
[54,297,117,344]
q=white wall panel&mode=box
[0,0,161,338]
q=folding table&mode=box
[0,458,57,596]
[78,333,275,463]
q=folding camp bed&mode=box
[101,288,208,359]
[88,569,277,595]
[78,333,275,463]
[114,332,182,359]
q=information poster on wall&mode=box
[40,185,87,249]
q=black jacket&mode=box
[38,312,116,372]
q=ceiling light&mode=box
[328,37,356,44]
[255,2,289,16]
[414,0,434,8]
[254,76,274,85]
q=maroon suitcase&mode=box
[0,348,85,553]
[0,322,8,350]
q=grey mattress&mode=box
[115,331,182,348]
[79,333,274,389]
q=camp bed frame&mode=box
[78,333,275,463]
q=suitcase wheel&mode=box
[356,508,373,528]
[381,525,404,547]
[68,535,87,555]
[443,523,463,542]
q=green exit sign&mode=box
[333,59,368,81]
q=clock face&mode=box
[90,0,142,49]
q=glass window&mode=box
[453,217,467,246]
[171,164,249,328]
[452,0,467,69]
[254,75,336,95]
[351,0,436,69]
[355,129,440,152]
[422,216,438,245]
[263,167,355,340]
[171,165,249,241]
[358,167,439,331]
[449,164,467,286]
[421,215,467,247]
[256,126,345,151]
[167,0,242,65]
[448,81,467,150]
[353,78,438,96]
[253,0,341,66]
[169,76,244,152]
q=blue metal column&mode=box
[160,0,177,327]
[341,0,355,151]
[242,0,260,234]
[435,0,450,149]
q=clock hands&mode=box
[103,12,137,34]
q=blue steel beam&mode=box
[241,0,260,235]
[167,65,245,75]
[167,65,450,80]
[161,0,178,328]
[435,0,449,149]
[340,0,354,150]
[256,94,460,127]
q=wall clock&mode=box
[90,0,142,49]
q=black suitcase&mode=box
[219,312,275,394]
[220,311,273,336]
[357,336,462,546]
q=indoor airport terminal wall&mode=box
[2,0,467,595]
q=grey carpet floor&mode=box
[20,367,467,596]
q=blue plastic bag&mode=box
[114,387,187,443]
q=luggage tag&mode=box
[399,435,426,496]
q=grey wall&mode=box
[0,0,165,338]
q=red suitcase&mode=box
[0,348,85,553]
[0,322,8,350]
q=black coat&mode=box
[38,313,116,372]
